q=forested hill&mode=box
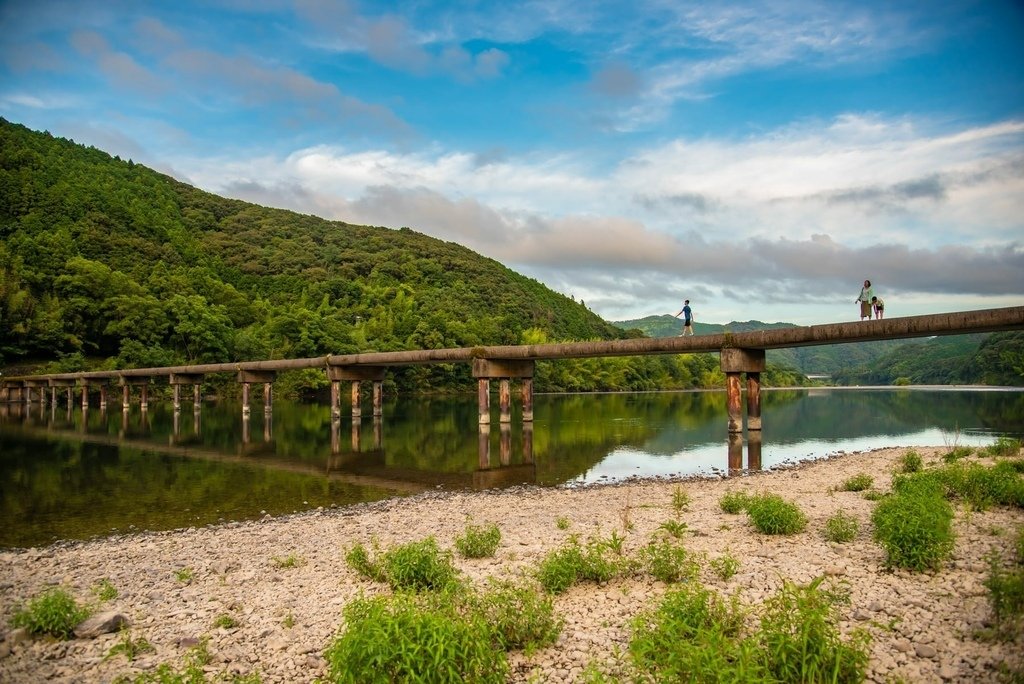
[0,118,624,381]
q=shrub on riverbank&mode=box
[746,494,808,535]
[873,475,954,572]
[623,576,869,683]
[344,537,461,592]
[323,580,561,683]
[9,586,90,639]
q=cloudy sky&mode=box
[2,0,1022,325]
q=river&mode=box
[1,386,1021,548]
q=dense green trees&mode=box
[3,118,744,392]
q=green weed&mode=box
[872,477,954,572]
[658,519,688,538]
[556,517,571,530]
[346,537,460,592]
[536,534,625,594]
[709,553,740,581]
[898,450,923,473]
[174,567,195,584]
[840,474,873,492]
[454,522,501,559]
[639,537,700,584]
[323,592,507,683]
[628,581,759,681]
[10,586,91,639]
[985,437,1022,458]
[823,511,860,543]
[671,486,691,515]
[943,446,974,463]
[105,630,155,662]
[93,577,118,602]
[212,613,238,629]
[719,491,751,514]
[471,579,563,654]
[758,577,870,683]
[746,494,807,535]
[112,638,260,683]
[272,553,303,569]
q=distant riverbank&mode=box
[1,445,1022,683]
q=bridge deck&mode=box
[4,306,1023,383]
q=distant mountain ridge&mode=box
[612,314,924,377]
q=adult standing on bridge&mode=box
[674,300,694,336]
[855,280,874,321]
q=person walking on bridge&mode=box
[674,300,694,336]
[855,280,874,321]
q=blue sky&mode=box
[1,0,1022,326]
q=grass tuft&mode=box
[746,494,807,535]
[10,586,91,639]
[454,522,502,559]
[823,511,860,543]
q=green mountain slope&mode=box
[0,118,623,381]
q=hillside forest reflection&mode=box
[1,388,1021,548]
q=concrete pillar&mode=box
[720,348,766,434]
[351,381,361,419]
[193,383,201,406]
[122,384,131,410]
[331,417,341,454]
[499,422,511,465]
[748,431,763,472]
[477,379,490,425]
[140,384,149,410]
[263,411,272,442]
[81,386,89,410]
[728,431,743,475]
[523,421,534,464]
[725,372,742,433]
[98,385,108,410]
[521,378,534,422]
[478,423,491,468]
[373,381,383,417]
[263,382,273,413]
[746,372,761,431]
[173,384,181,411]
[330,381,341,419]
[236,370,275,419]
[66,387,73,407]
[499,379,511,424]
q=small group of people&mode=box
[855,279,885,320]
[671,281,883,335]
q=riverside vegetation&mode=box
[1,443,1022,683]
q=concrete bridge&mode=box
[2,306,1023,436]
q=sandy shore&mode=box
[1,445,1022,683]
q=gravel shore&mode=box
[1,445,1022,683]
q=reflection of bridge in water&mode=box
[0,401,538,493]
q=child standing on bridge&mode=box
[872,296,885,319]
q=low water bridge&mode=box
[3,306,1023,436]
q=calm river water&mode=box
[1,387,1022,548]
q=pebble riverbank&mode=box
[1,445,1022,683]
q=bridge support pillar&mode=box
[170,373,205,411]
[472,359,535,426]
[327,366,386,420]
[720,348,766,433]
[237,370,276,417]
[478,379,490,425]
